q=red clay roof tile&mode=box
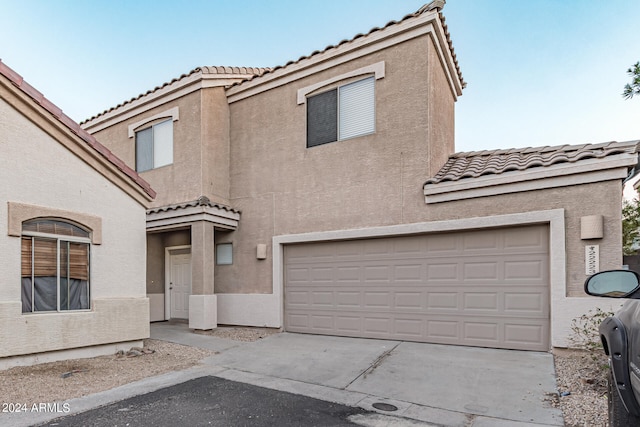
[19,81,45,104]
[0,59,156,199]
[40,97,63,118]
[0,60,23,87]
[59,112,82,135]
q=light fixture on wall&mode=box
[257,244,267,260]
[580,215,604,240]
[581,215,603,275]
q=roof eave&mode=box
[0,62,155,205]
[226,8,463,102]
[81,69,261,133]
[424,152,638,204]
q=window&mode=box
[216,243,233,265]
[307,76,375,147]
[21,219,90,313]
[135,119,173,172]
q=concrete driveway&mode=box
[151,322,563,426]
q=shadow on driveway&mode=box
[40,376,369,427]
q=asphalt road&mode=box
[39,376,369,427]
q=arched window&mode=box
[21,219,91,313]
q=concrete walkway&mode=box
[6,323,563,427]
[151,322,563,426]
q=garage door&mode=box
[284,225,549,351]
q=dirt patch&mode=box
[193,326,279,342]
[0,327,280,406]
[0,339,214,405]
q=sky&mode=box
[1,0,640,153]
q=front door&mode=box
[169,253,191,319]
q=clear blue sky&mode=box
[1,0,639,152]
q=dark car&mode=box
[585,269,640,426]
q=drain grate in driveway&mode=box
[372,402,398,412]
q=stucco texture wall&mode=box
[91,88,232,208]
[0,98,149,358]
[422,181,623,298]
[223,35,453,293]
[146,229,191,294]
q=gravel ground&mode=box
[553,348,609,426]
[0,329,610,426]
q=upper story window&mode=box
[307,76,375,148]
[21,219,91,313]
[135,119,173,172]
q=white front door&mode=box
[169,253,191,319]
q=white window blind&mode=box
[135,119,173,172]
[338,77,375,140]
[153,120,173,168]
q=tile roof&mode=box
[425,141,640,185]
[81,66,269,124]
[147,196,240,215]
[0,59,156,199]
[82,2,464,124]
[229,3,464,90]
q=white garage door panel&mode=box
[284,225,550,351]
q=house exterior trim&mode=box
[296,62,385,104]
[146,204,240,231]
[81,72,254,133]
[127,106,179,138]
[227,11,462,103]
[424,154,637,204]
[7,201,103,244]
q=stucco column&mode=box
[189,221,217,329]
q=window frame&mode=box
[306,76,376,148]
[135,118,174,172]
[21,219,91,314]
[216,243,233,265]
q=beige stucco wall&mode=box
[0,97,148,358]
[201,88,232,204]
[147,234,165,294]
[222,34,451,294]
[423,181,623,297]
[427,40,456,179]
[91,88,232,208]
[146,229,191,294]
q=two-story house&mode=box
[82,2,638,351]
